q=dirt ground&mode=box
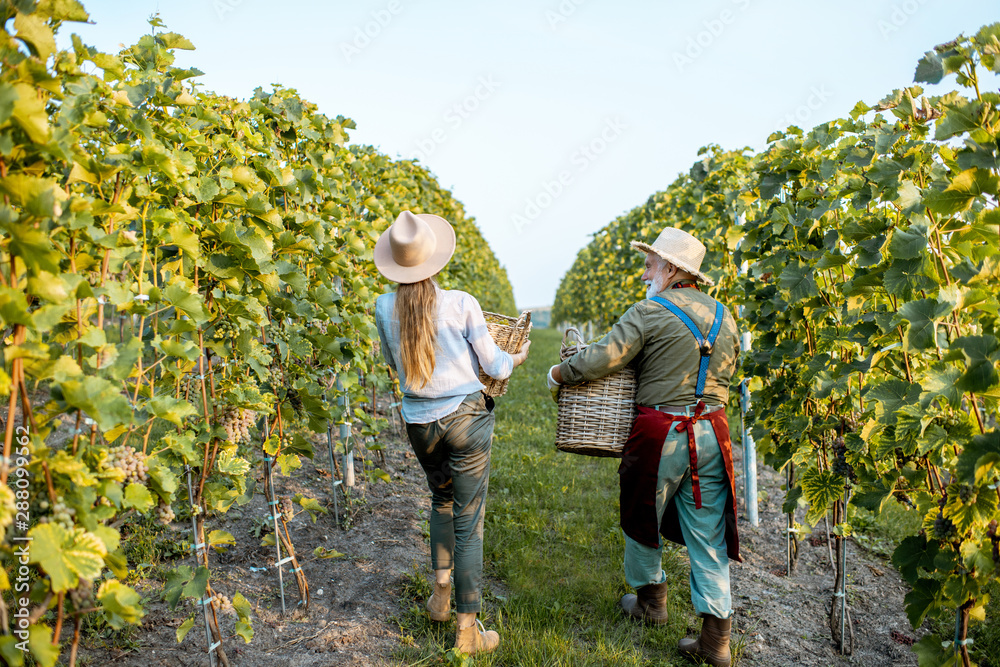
[73,407,921,667]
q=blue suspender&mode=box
[649,296,724,399]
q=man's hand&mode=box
[547,364,562,403]
[511,339,531,368]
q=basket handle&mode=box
[561,327,585,349]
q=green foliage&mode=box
[0,1,513,661]
[552,24,1000,663]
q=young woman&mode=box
[373,210,529,655]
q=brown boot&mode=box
[619,581,670,625]
[426,581,451,622]
[678,614,732,667]
[455,619,500,655]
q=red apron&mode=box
[618,404,741,562]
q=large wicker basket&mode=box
[555,327,637,458]
[479,310,532,397]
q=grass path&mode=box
[394,328,700,666]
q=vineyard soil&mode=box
[69,402,926,666]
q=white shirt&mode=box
[375,288,513,424]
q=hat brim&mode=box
[631,240,716,287]
[374,214,456,283]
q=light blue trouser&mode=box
[623,415,733,619]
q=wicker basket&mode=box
[479,310,532,397]
[555,328,637,458]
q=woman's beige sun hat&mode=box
[630,227,715,286]
[374,210,456,284]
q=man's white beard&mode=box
[645,273,668,299]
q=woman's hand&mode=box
[511,339,531,368]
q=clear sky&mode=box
[61,0,997,309]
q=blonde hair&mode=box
[395,278,438,390]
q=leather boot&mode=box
[678,614,732,667]
[455,619,500,655]
[619,581,670,625]
[426,581,451,622]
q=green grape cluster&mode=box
[155,500,175,526]
[210,591,234,615]
[40,499,76,531]
[219,406,257,444]
[214,318,240,341]
[107,445,149,484]
[280,496,294,523]
[940,410,965,429]
[68,579,94,611]
[309,319,328,335]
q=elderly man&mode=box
[548,227,741,667]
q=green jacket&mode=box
[558,287,740,406]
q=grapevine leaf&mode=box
[48,450,97,486]
[903,578,941,628]
[777,261,818,302]
[158,32,196,50]
[799,467,844,526]
[919,364,963,408]
[294,494,328,522]
[97,580,145,629]
[176,616,195,643]
[952,335,1000,392]
[851,479,893,513]
[0,286,32,325]
[182,566,210,601]
[28,524,107,592]
[10,83,49,143]
[934,97,981,141]
[888,225,927,260]
[277,453,301,476]
[867,380,921,425]
[163,284,210,324]
[123,483,154,512]
[215,450,251,476]
[27,624,59,667]
[911,635,956,667]
[37,0,91,22]
[914,51,944,84]
[162,565,193,610]
[0,635,23,666]
[899,298,952,351]
[207,530,235,552]
[236,620,254,644]
[943,487,995,533]
[313,546,346,559]
[233,592,254,642]
[893,535,932,584]
[57,376,133,431]
[956,430,1000,486]
[148,396,198,427]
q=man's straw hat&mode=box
[630,227,715,286]
[374,210,456,284]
